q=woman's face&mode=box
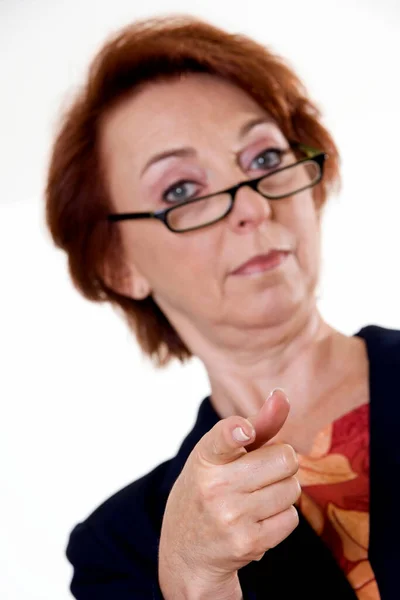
[100,73,321,336]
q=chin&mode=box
[234,292,304,328]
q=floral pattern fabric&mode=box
[296,403,380,599]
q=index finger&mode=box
[245,389,290,452]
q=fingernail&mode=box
[232,426,251,442]
[266,387,288,401]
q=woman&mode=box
[45,15,399,600]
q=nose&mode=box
[226,184,273,233]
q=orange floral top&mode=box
[296,404,381,599]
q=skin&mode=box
[100,72,369,455]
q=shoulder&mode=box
[358,324,400,365]
[360,324,400,396]
[357,324,400,412]
[360,324,400,456]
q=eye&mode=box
[162,180,199,203]
[249,148,285,171]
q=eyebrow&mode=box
[238,116,273,138]
[140,116,273,177]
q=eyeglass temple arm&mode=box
[289,141,323,158]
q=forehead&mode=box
[99,73,273,158]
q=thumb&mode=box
[197,415,256,466]
[197,388,290,466]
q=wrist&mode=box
[159,558,242,600]
[185,573,242,600]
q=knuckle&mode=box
[279,506,300,538]
[199,474,226,502]
[266,506,299,549]
[210,435,224,457]
[231,530,256,560]
[213,418,234,453]
[278,477,301,509]
[291,476,302,502]
[287,505,300,528]
[220,504,241,527]
[279,444,299,476]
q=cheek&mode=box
[124,224,216,287]
[297,218,320,278]
[284,195,320,275]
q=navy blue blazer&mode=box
[66,325,400,599]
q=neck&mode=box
[157,293,345,421]
[206,305,338,420]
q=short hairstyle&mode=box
[45,14,340,367]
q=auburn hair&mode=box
[45,14,340,367]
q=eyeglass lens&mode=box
[167,159,321,232]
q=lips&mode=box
[232,250,291,275]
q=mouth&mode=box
[231,250,292,276]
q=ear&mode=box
[101,258,151,300]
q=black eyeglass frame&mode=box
[107,142,327,233]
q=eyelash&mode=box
[161,147,286,204]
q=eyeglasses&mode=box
[107,142,327,233]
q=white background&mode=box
[1,1,399,598]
